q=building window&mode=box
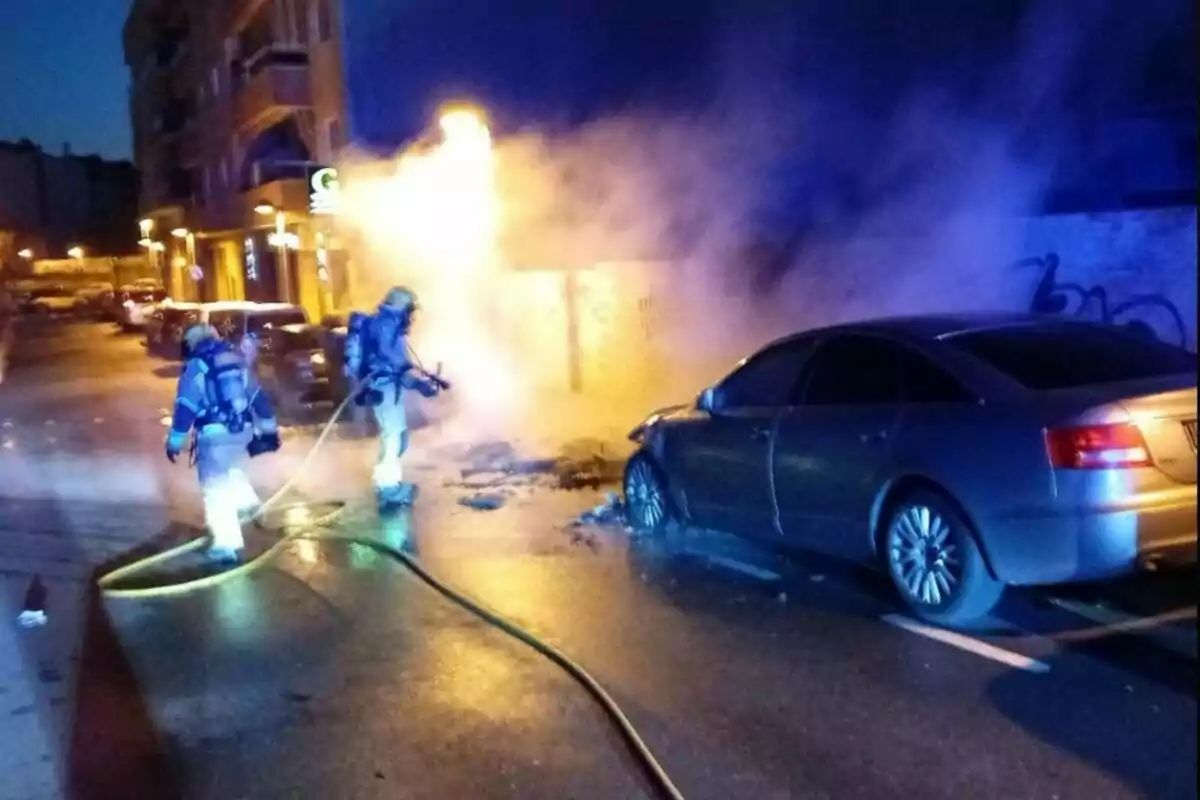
[314,0,333,42]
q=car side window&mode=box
[898,347,976,404]
[799,335,903,406]
[716,339,815,409]
[211,312,240,340]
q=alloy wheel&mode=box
[625,458,667,531]
[887,504,964,608]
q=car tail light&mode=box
[1045,422,1152,469]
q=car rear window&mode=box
[946,323,1197,390]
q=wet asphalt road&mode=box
[0,318,1196,800]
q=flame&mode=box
[339,110,520,438]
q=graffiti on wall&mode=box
[1021,252,1188,347]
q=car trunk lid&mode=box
[1118,384,1197,484]
[1038,375,1197,483]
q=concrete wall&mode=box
[492,206,1196,417]
[1017,207,1196,350]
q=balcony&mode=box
[233,54,311,133]
[242,172,312,219]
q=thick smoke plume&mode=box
[335,0,1191,441]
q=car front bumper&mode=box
[980,488,1197,586]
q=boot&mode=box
[377,482,417,512]
[206,546,242,565]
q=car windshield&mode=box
[945,323,1197,390]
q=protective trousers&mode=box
[194,424,260,551]
[371,384,409,492]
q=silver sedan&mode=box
[624,313,1197,625]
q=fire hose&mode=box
[96,371,686,800]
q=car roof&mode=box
[784,312,1089,344]
[200,301,303,314]
[200,300,259,311]
[247,303,305,314]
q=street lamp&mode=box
[17,249,33,260]
[67,246,84,260]
[139,218,155,237]
[263,207,298,303]
[169,228,198,287]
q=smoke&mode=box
[333,0,1191,441]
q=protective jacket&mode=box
[169,338,277,444]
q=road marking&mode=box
[882,614,1051,673]
[703,554,781,582]
[1048,598,1198,658]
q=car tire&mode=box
[882,489,1003,627]
[623,452,676,536]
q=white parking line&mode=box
[703,554,781,582]
[882,614,1051,674]
[1048,598,1198,658]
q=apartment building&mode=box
[0,139,139,270]
[123,0,348,318]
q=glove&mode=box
[415,379,439,399]
[247,431,282,458]
[165,430,188,464]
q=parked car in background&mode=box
[10,288,33,313]
[72,282,115,316]
[26,285,78,316]
[116,287,169,330]
[145,303,202,357]
[204,302,309,364]
[623,313,1198,626]
[148,301,310,361]
[0,290,14,384]
[257,323,332,415]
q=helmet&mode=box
[380,286,419,313]
[182,323,219,353]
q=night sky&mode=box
[0,0,132,161]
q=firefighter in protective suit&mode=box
[165,324,281,563]
[343,286,443,509]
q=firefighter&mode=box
[343,286,443,509]
[165,324,281,562]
